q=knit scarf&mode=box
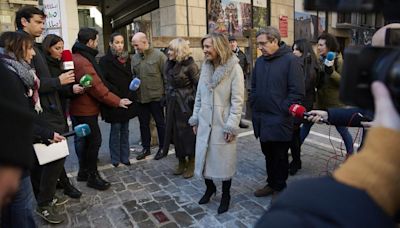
[0,50,42,113]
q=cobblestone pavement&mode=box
[35,119,362,227]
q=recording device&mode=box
[60,50,74,71]
[80,74,93,88]
[129,77,141,91]
[305,0,400,112]
[289,104,329,124]
[62,124,91,137]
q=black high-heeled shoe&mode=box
[198,179,216,204]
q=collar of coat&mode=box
[202,55,239,91]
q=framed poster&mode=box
[294,0,326,42]
[207,0,255,37]
[252,0,269,31]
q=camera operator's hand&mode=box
[362,81,400,131]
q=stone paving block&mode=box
[142,200,162,212]
[123,200,143,213]
[131,210,149,223]
[101,195,122,207]
[161,199,180,212]
[182,203,204,215]
[137,219,157,228]
[87,204,106,220]
[215,212,234,224]
[153,175,171,186]
[144,183,162,193]
[134,189,153,203]
[160,222,180,228]
[127,182,144,191]
[121,175,137,184]
[112,182,126,192]
[241,200,266,214]
[196,214,221,227]
[117,190,134,202]
[180,185,200,196]
[152,191,172,202]
[223,220,248,228]
[172,193,191,205]
[171,211,195,227]
[90,215,112,228]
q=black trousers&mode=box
[71,115,102,172]
[137,101,165,149]
[289,125,301,164]
[31,157,65,206]
[260,141,290,191]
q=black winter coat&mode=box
[233,47,249,79]
[99,50,137,123]
[45,54,75,115]
[32,42,68,134]
[250,43,305,142]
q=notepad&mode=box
[33,140,69,165]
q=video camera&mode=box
[305,0,400,112]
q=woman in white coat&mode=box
[188,33,244,214]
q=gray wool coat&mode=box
[188,56,244,181]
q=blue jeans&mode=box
[300,122,354,154]
[1,175,36,228]
[109,121,130,164]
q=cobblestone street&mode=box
[35,119,358,227]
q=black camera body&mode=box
[340,46,400,111]
[305,0,400,112]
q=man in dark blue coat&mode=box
[251,26,305,197]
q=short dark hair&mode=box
[109,32,123,43]
[0,32,34,61]
[15,6,46,30]
[256,26,281,43]
[318,32,340,52]
[77,28,98,45]
[42,34,64,55]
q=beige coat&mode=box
[189,56,244,181]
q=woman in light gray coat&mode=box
[188,33,244,214]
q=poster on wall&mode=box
[207,0,253,37]
[43,0,62,35]
[294,0,326,42]
[253,0,269,31]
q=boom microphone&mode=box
[289,104,329,124]
[61,50,74,71]
[62,124,91,137]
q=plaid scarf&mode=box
[0,51,42,113]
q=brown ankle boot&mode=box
[183,157,194,179]
[173,158,186,175]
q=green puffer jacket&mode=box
[316,53,344,110]
[131,48,167,104]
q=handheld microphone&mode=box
[62,124,91,137]
[289,104,329,124]
[129,77,141,91]
[80,74,93,88]
[61,50,74,71]
[324,51,335,67]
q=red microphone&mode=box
[289,104,328,124]
[61,50,74,71]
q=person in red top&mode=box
[70,28,132,190]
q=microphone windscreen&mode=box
[129,78,141,91]
[61,50,73,62]
[289,104,306,119]
[74,124,91,137]
[326,51,335,61]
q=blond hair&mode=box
[168,38,191,62]
[201,33,233,65]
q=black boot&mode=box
[218,179,231,214]
[198,179,216,204]
[154,148,168,160]
[136,148,151,160]
[289,160,302,176]
[77,168,88,182]
[87,171,111,190]
[59,169,82,198]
